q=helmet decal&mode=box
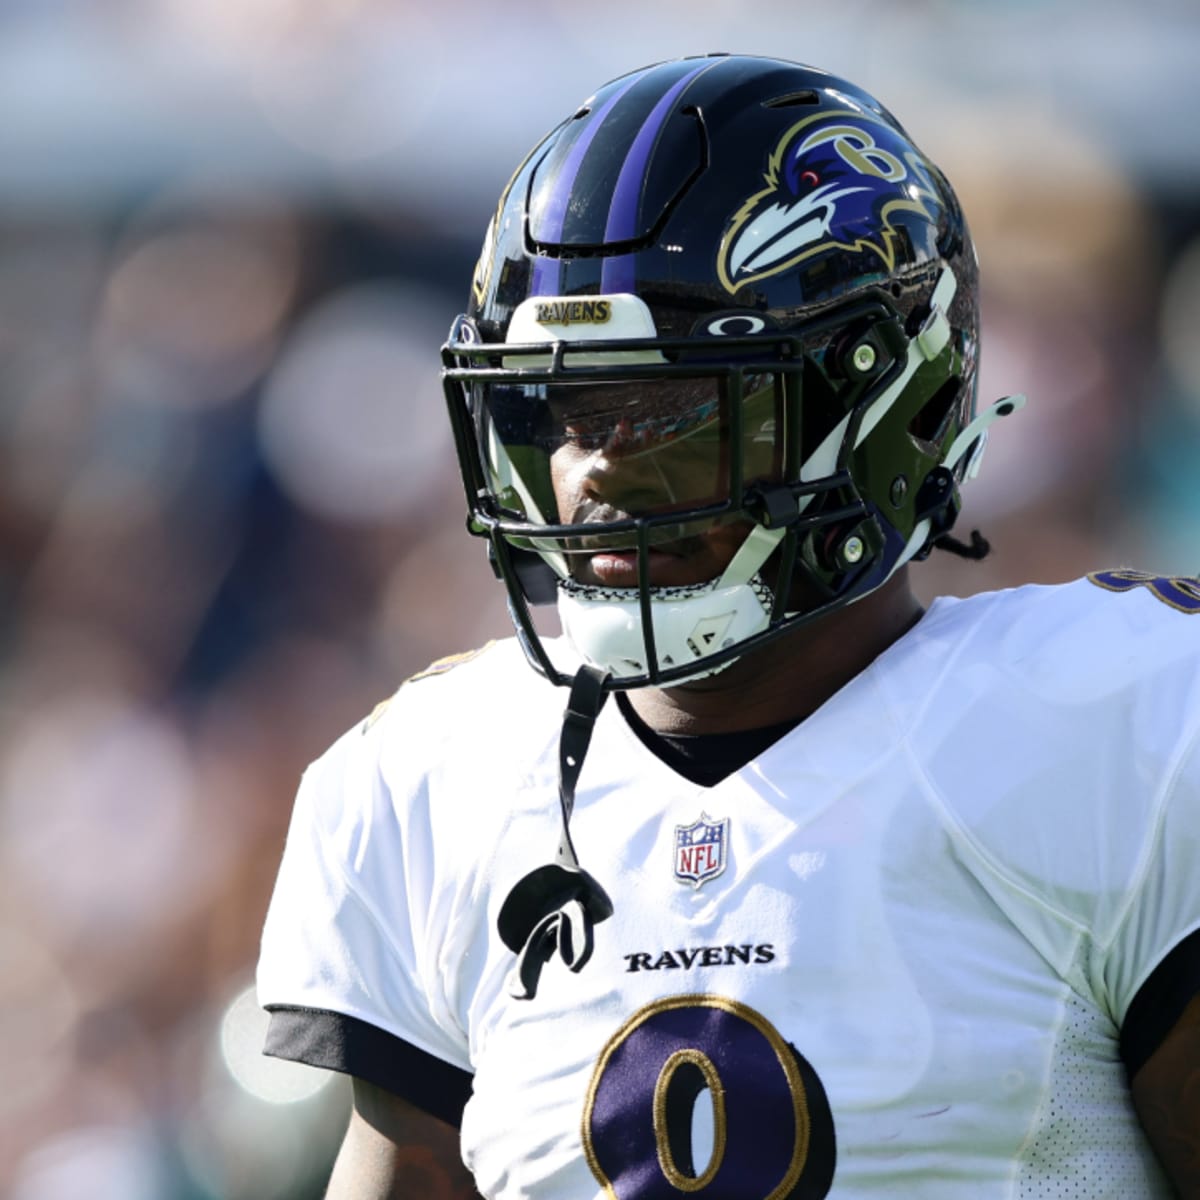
[694,312,775,337]
[504,293,665,366]
[530,299,613,327]
[717,110,943,294]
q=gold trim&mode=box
[581,994,810,1199]
[652,1049,726,1192]
[359,696,393,733]
[1087,567,1153,593]
[715,108,937,296]
[1087,569,1200,614]
[404,641,495,683]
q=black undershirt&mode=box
[615,692,802,787]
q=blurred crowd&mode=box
[0,195,513,1199]
[1,2,1199,1197]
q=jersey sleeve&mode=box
[899,579,1200,1061]
[256,709,474,1122]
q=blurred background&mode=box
[1,1,1198,1196]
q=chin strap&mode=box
[496,665,614,1000]
[933,528,991,559]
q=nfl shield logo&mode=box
[674,813,730,888]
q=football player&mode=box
[258,54,1200,1198]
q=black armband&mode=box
[264,1005,473,1129]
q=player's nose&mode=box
[578,441,672,512]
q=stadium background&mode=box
[1,2,1198,1196]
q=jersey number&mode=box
[582,995,836,1198]
[1088,570,1200,613]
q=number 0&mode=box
[582,995,836,1199]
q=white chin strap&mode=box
[557,525,785,682]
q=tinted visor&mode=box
[475,373,782,552]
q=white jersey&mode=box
[257,574,1200,1198]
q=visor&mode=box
[474,373,783,560]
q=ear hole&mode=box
[909,377,961,447]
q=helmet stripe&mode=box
[600,59,718,293]
[603,60,715,244]
[528,249,562,299]
[529,72,646,296]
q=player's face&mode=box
[546,376,781,589]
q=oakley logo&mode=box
[697,313,771,337]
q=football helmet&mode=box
[443,53,1022,690]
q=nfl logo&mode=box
[674,813,730,888]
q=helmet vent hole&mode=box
[909,377,961,448]
[763,90,819,108]
[572,106,591,120]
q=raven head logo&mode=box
[717,111,943,295]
